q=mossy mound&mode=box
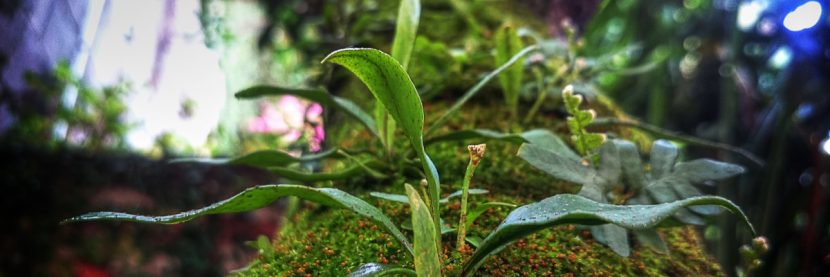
[239,100,724,276]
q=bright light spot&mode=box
[768,47,792,69]
[783,1,822,31]
[737,1,767,31]
[822,136,830,156]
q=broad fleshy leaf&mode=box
[461,194,754,276]
[170,148,338,168]
[518,143,597,185]
[520,129,581,160]
[404,184,441,277]
[235,86,379,139]
[347,263,416,277]
[63,184,414,256]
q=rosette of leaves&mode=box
[518,138,745,256]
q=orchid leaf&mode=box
[63,184,413,256]
[170,148,339,168]
[323,48,441,237]
[404,184,441,277]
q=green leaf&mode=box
[590,225,630,256]
[391,0,420,69]
[347,263,416,277]
[494,24,525,114]
[170,148,338,168]
[426,129,526,145]
[673,159,745,184]
[466,202,516,228]
[370,188,488,205]
[405,184,442,277]
[269,164,365,183]
[634,229,669,254]
[63,184,414,256]
[518,143,597,185]
[462,194,754,276]
[649,140,678,180]
[324,48,442,238]
[426,45,538,136]
[520,129,581,160]
[235,86,379,140]
[613,139,647,190]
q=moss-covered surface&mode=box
[239,100,724,276]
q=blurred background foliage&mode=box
[0,0,828,276]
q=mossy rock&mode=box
[238,99,725,276]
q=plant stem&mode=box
[457,144,485,251]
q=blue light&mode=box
[783,1,822,31]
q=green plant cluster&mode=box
[63,1,757,276]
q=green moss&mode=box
[239,100,724,276]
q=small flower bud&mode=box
[752,236,769,253]
[468,144,486,166]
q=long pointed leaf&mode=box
[170,148,338,168]
[391,0,420,69]
[236,86,379,140]
[426,45,538,135]
[426,129,526,145]
[405,184,441,277]
[462,194,754,276]
[63,184,414,256]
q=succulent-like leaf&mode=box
[324,48,442,238]
[461,194,754,276]
[521,129,582,160]
[347,263,416,277]
[590,225,630,256]
[235,86,379,139]
[170,148,338,168]
[517,143,597,185]
[404,184,442,277]
[63,184,414,256]
[634,229,669,254]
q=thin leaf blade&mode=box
[347,263,416,277]
[64,184,414,256]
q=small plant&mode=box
[562,84,606,159]
[62,1,758,276]
[456,144,485,251]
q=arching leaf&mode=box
[462,194,754,276]
[63,184,414,256]
[170,148,338,168]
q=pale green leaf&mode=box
[391,0,420,69]
[494,25,525,112]
[405,184,442,277]
[518,143,597,185]
[634,229,669,254]
[461,194,754,276]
